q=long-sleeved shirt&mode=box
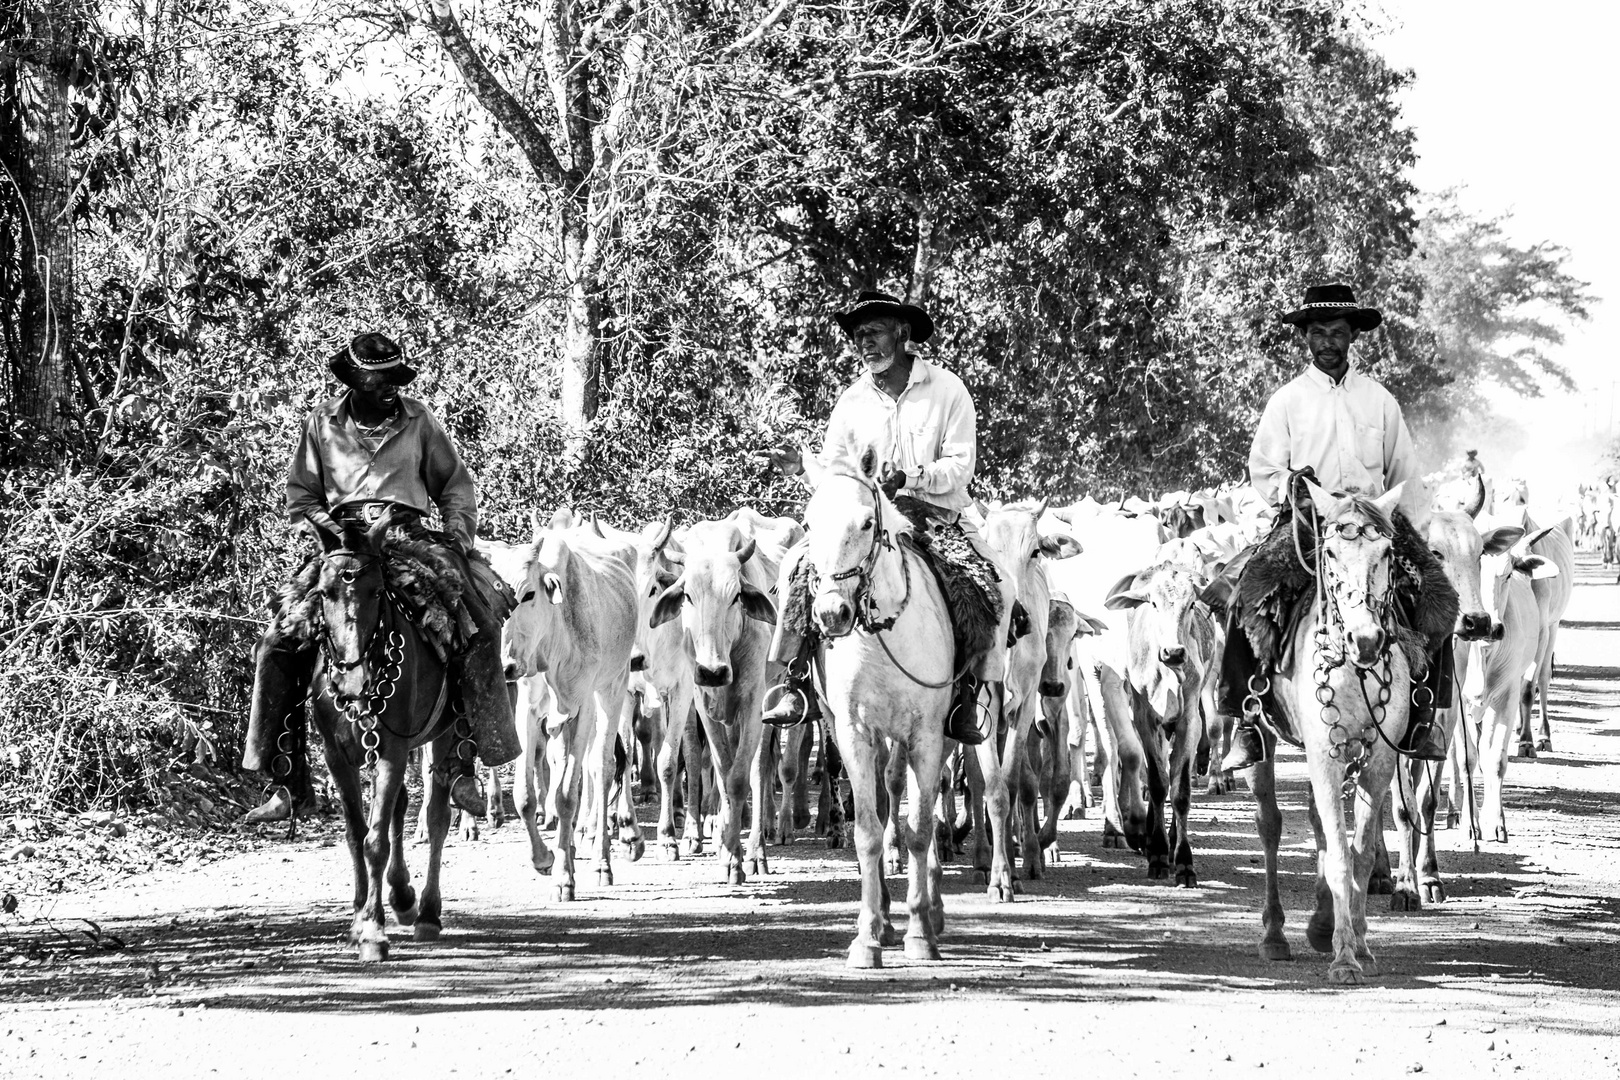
[804,357,976,512]
[286,392,478,547]
[1248,361,1418,505]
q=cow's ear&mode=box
[1480,525,1524,555]
[1037,533,1083,560]
[1103,570,1150,611]
[542,571,564,605]
[650,579,685,628]
[550,506,575,530]
[1513,554,1558,580]
[739,582,777,624]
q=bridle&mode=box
[315,547,408,771]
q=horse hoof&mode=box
[1444,811,1460,830]
[1493,827,1509,844]
[393,903,419,927]
[412,921,442,942]
[1327,964,1365,986]
[555,884,575,902]
[880,924,902,947]
[904,938,941,962]
[1258,938,1293,962]
[1368,875,1394,896]
[357,939,389,963]
[410,832,431,847]
[1422,881,1448,904]
[625,838,645,863]
[1390,887,1421,913]
[727,865,747,886]
[884,856,904,876]
[597,869,614,887]
[1536,738,1552,753]
[683,839,703,858]
[1517,742,1536,760]
[659,842,680,862]
[826,833,843,850]
[1305,919,1334,955]
[1147,862,1169,880]
[1101,832,1120,849]
[846,943,883,969]
[1175,869,1198,889]
[987,883,1015,904]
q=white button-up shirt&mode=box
[1248,361,1418,505]
[805,357,976,512]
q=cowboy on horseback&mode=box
[758,291,1017,745]
[240,332,522,822]
[1217,284,1454,772]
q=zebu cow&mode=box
[962,501,1079,897]
[1514,515,1574,757]
[504,512,637,899]
[1462,528,1560,844]
[1103,549,1219,886]
[650,518,786,883]
[1033,595,1106,829]
[1383,488,1524,909]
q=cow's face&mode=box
[984,504,1082,588]
[1107,563,1205,712]
[630,517,681,670]
[1040,598,1081,698]
[804,472,884,638]
[504,533,570,679]
[649,529,775,686]
[1427,512,1522,641]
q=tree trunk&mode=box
[8,16,76,460]
[560,226,600,444]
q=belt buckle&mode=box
[360,502,385,525]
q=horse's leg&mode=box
[756,723,779,847]
[882,742,908,877]
[1368,799,1394,895]
[316,720,370,946]
[614,693,645,863]
[1303,764,1363,984]
[1350,752,1398,977]
[964,734,992,880]
[791,721,813,831]
[1249,754,1290,960]
[820,722,846,848]
[513,680,554,875]
[414,730,454,940]
[774,725,799,846]
[1390,760,1423,912]
[839,721,886,969]
[411,746,431,844]
[872,741,898,945]
[386,767,417,925]
[552,710,587,901]
[357,750,407,962]
[487,761,505,829]
[904,727,946,961]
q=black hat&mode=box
[834,291,935,344]
[329,332,417,387]
[1279,283,1383,332]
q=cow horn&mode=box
[1033,496,1050,520]
[529,508,544,537]
[589,510,604,538]
[732,536,756,564]
[1463,473,1486,519]
[648,514,674,552]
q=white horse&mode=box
[1249,482,1411,984]
[802,451,953,968]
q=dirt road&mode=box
[5,558,1619,1079]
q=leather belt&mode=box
[335,501,419,526]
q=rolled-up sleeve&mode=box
[285,414,328,526]
[420,412,478,547]
[1247,392,1291,506]
[916,381,975,496]
[1383,393,1419,495]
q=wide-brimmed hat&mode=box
[834,290,935,344]
[1279,283,1383,332]
[329,332,417,387]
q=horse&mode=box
[307,510,463,961]
[801,449,953,968]
[1247,482,1412,984]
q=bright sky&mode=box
[1373,1,1618,504]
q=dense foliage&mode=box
[0,0,1593,811]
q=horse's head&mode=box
[314,510,392,702]
[1307,480,1403,669]
[803,448,902,638]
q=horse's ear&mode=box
[1373,483,1404,518]
[310,517,344,553]
[1301,477,1330,511]
[859,445,877,478]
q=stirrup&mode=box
[761,682,811,727]
[449,774,488,818]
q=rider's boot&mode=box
[1400,637,1453,762]
[945,674,991,746]
[763,627,819,727]
[1217,612,1271,772]
[242,632,318,823]
[457,627,522,769]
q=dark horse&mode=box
[311,510,462,962]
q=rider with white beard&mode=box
[759,291,1018,745]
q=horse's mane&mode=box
[1322,492,1393,534]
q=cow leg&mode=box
[1039,711,1070,860]
[743,715,770,879]
[904,730,946,960]
[1015,731,1042,881]
[1515,678,1537,759]
[980,692,1018,903]
[634,690,659,799]
[1170,750,1195,888]
[963,732,993,883]
[756,725,780,846]
[791,722,813,831]
[413,729,455,941]
[775,724,805,845]
[1062,720,1090,820]
[1414,757,1446,903]
[1367,805,1394,895]
[839,721,887,968]
[589,693,619,888]
[612,694,644,863]
[681,708,708,858]
[698,706,754,884]
[356,749,407,962]
[652,690,686,860]
[882,742,908,876]
[513,681,554,875]
[385,766,417,924]
[1248,752,1291,961]
[411,747,432,844]
[551,711,588,902]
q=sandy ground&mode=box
[3,558,1619,1079]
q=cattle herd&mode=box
[381,464,1577,973]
